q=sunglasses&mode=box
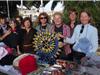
[40,16,47,19]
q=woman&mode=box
[66,8,79,61]
[36,12,50,32]
[0,16,11,42]
[8,19,20,51]
[20,17,37,53]
[0,18,17,66]
[15,15,23,29]
[50,12,71,60]
[67,8,78,37]
[64,10,98,63]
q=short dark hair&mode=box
[9,19,17,24]
[22,17,32,27]
[68,8,78,15]
[15,15,23,22]
[0,15,5,19]
[79,10,91,18]
[80,10,92,23]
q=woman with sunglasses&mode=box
[36,12,51,32]
[64,10,98,63]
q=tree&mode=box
[63,1,100,24]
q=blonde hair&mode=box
[52,12,64,24]
[53,12,63,19]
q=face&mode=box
[16,17,21,23]
[53,15,62,25]
[80,12,90,25]
[9,21,16,28]
[24,20,31,28]
[69,12,77,21]
[40,15,47,25]
[0,18,5,25]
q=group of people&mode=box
[0,8,98,72]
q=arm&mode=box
[0,29,11,40]
[86,28,98,56]
[17,45,21,55]
[59,25,71,38]
[64,26,78,44]
[56,25,71,39]
[49,25,54,33]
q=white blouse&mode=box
[64,24,98,57]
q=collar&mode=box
[80,23,91,28]
[1,25,7,28]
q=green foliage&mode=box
[63,1,100,25]
[25,1,100,24]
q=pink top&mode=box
[50,23,71,55]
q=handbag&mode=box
[73,25,93,53]
[73,37,92,53]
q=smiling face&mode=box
[39,15,47,26]
[69,12,77,21]
[9,20,16,28]
[0,18,5,25]
[24,20,31,28]
[16,17,21,23]
[53,14,62,25]
[80,12,91,25]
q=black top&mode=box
[3,28,21,49]
[0,24,23,49]
[41,25,47,29]
[19,28,37,53]
[67,21,79,37]
[55,25,63,34]
[22,28,37,45]
[3,32,19,48]
[54,25,63,42]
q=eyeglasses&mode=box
[40,16,47,19]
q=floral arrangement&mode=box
[33,31,62,64]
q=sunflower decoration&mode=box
[33,31,63,64]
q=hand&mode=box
[17,46,22,55]
[63,37,67,43]
[58,33,64,38]
[5,29,11,36]
[81,56,89,65]
[81,57,87,62]
[58,42,64,48]
[17,50,22,55]
[1,29,11,40]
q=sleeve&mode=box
[35,26,39,31]
[17,29,24,45]
[64,25,78,44]
[86,28,98,57]
[49,25,54,33]
[67,26,71,37]
[63,25,70,37]
[0,28,3,36]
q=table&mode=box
[28,56,100,75]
